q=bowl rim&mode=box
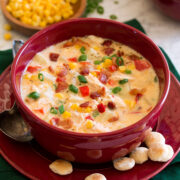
[11,18,170,137]
[0,0,86,31]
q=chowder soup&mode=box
[21,35,160,133]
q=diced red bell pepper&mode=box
[134,60,151,71]
[50,117,60,126]
[56,81,68,92]
[27,66,41,73]
[56,76,66,82]
[79,86,89,97]
[49,53,59,61]
[34,108,44,114]
[135,93,143,103]
[108,65,118,72]
[68,57,78,62]
[108,79,115,86]
[97,103,106,113]
[79,62,91,66]
[85,115,94,120]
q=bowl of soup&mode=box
[11,18,170,163]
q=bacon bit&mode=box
[49,53,59,61]
[80,101,89,108]
[58,119,73,129]
[128,54,140,60]
[108,64,118,72]
[99,71,108,84]
[108,116,119,122]
[104,47,115,56]
[57,67,68,77]
[97,103,106,113]
[85,115,94,120]
[90,92,101,99]
[135,93,143,103]
[68,57,78,62]
[56,81,68,92]
[134,60,151,71]
[147,106,153,112]
[102,40,112,46]
[97,87,106,96]
[56,76,66,82]
[27,66,41,73]
[117,50,124,57]
[34,108,44,114]
[108,79,116,86]
[107,101,116,110]
[80,66,89,76]
[130,88,146,95]
[50,117,60,126]
[48,66,54,73]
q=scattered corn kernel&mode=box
[4,24,12,31]
[24,74,31,79]
[62,111,71,118]
[6,0,78,28]
[124,100,136,109]
[30,75,38,81]
[75,44,81,49]
[69,62,77,69]
[103,59,113,68]
[86,120,94,129]
[96,64,103,70]
[54,93,63,99]
[4,33,12,41]
[91,71,98,77]
[71,104,79,111]
[93,46,99,51]
[119,66,126,73]
[126,63,135,70]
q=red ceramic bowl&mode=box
[11,18,170,164]
[153,0,180,21]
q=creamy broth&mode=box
[21,35,159,133]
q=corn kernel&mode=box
[54,93,63,99]
[30,75,38,81]
[75,44,81,49]
[91,71,98,77]
[69,62,77,70]
[119,66,126,73]
[93,46,99,51]
[84,107,92,113]
[62,111,71,118]
[86,120,94,129]
[24,74,30,79]
[126,63,135,70]
[4,33,12,41]
[103,59,112,68]
[4,24,12,31]
[124,100,136,109]
[71,104,78,111]
[96,64,103,70]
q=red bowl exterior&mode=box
[11,18,170,164]
[153,0,180,21]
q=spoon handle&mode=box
[12,40,24,58]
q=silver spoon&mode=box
[0,40,33,142]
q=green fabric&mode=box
[0,19,179,180]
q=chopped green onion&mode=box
[38,73,44,81]
[69,84,78,93]
[125,69,132,74]
[59,105,65,114]
[112,87,122,94]
[28,91,40,100]
[110,14,117,20]
[116,57,124,66]
[50,107,58,114]
[92,110,99,118]
[97,6,104,14]
[78,54,87,61]
[154,76,158,82]
[102,56,112,61]
[94,60,102,65]
[80,46,86,54]
[114,1,118,4]
[53,84,57,90]
[78,75,87,83]
[119,79,128,84]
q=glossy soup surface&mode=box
[21,35,160,133]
